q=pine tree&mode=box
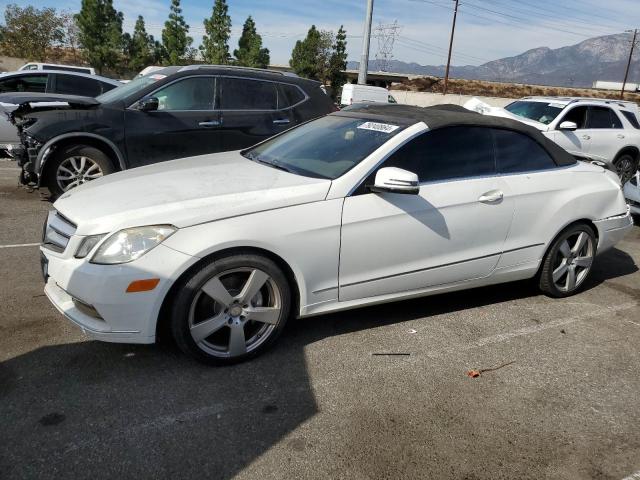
[234,16,270,68]
[129,15,154,72]
[328,25,348,99]
[290,25,322,79]
[289,25,333,82]
[162,0,193,65]
[200,0,231,65]
[75,0,124,73]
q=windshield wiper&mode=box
[245,153,295,174]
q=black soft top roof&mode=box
[337,103,576,166]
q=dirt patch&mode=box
[393,77,640,102]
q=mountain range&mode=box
[348,33,640,88]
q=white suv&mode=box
[467,97,640,185]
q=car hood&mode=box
[0,92,100,122]
[463,97,548,131]
[54,151,332,235]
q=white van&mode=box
[340,84,397,106]
[18,63,95,75]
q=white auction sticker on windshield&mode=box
[357,121,400,133]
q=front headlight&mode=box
[75,234,106,258]
[90,225,176,265]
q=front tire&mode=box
[45,144,114,197]
[171,254,292,365]
[538,224,596,298]
[613,152,639,186]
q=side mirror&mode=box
[370,167,419,195]
[558,121,577,131]
[137,97,159,112]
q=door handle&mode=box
[582,135,591,140]
[617,134,625,139]
[273,118,290,125]
[199,120,221,128]
[478,190,504,204]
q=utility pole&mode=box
[358,0,374,85]
[621,28,638,99]
[443,0,459,96]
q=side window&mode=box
[559,106,588,129]
[494,129,556,173]
[153,77,215,111]
[385,126,495,182]
[218,77,277,110]
[587,106,622,129]
[621,110,640,129]
[100,81,118,94]
[55,74,102,97]
[0,74,47,93]
[278,83,305,108]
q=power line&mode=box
[458,2,596,38]
[399,35,491,63]
[487,0,625,34]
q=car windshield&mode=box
[242,115,407,179]
[96,73,166,103]
[505,101,564,125]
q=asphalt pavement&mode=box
[1,158,639,480]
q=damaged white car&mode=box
[465,96,640,185]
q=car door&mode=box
[493,128,576,266]
[216,76,292,151]
[338,126,514,302]
[582,106,625,163]
[124,76,221,166]
[549,105,591,158]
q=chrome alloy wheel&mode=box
[615,155,636,185]
[188,268,282,358]
[56,156,104,192]
[551,231,595,293]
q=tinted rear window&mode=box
[219,77,277,110]
[55,74,102,97]
[621,110,640,129]
[494,129,556,173]
[278,83,305,108]
[588,106,622,129]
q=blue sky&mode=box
[3,0,640,66]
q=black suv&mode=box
[9,65,334,196]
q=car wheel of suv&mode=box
[612,152,638,185]
[538,223,596,298]
[171,254,292,365]
[46,145,114,197]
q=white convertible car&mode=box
[41,104,633,364]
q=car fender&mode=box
[162,199,344,313]
[36,132,126,183]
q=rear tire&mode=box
[612,152,639,186]
[170,254,292,365]
[538,223,596,298]
[45,144,114,197]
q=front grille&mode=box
[42,210,77,253]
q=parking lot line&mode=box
[0,242,41,249]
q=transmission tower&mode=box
[373,20,402,72]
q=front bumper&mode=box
[42,241,197,344]
[594,206,634,254]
